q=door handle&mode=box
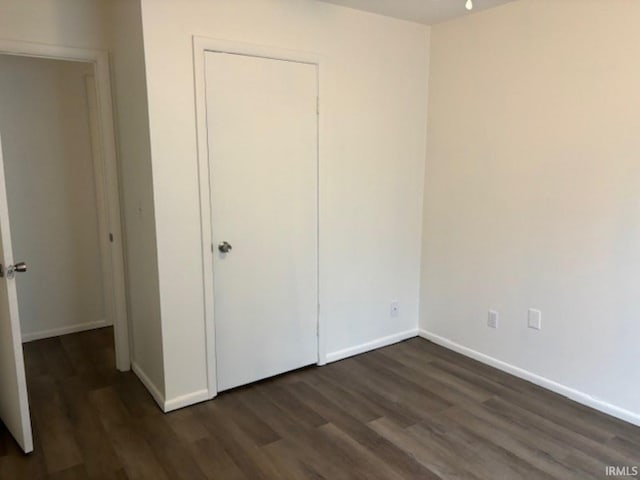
[218,241,232,254]
[0,262,27,279]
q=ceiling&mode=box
[317,0,517,25]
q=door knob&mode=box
[0,262,27,279]
[218,241,232,253]
[13,262,27,273]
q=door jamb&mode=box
[192,36,327,399]
[0,39,131,371]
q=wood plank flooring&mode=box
[1,327,638,479]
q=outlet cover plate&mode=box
[488,310,499,329]
[528,308,542,330]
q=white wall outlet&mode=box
[390,301,400,317]
[528,309,542,330]
[488,310,499,329]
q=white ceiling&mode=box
[317,0,517,25]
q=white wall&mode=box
[0,0,109,50]
[421,0,640,423]
[139,0,430,403]
[0,55,105,340]
[108,0,165,399]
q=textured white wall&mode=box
[139,0,430,402]
[421,0,640,420]
[0,55,104,339]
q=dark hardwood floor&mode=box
[1,327,638,479]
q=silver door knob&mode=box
[0,262,27,279]
[218,241,232,253]
[13,262,27,273]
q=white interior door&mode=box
[0,134,33,453]
[205,51,318,392]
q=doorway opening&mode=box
[0,46,129,371]
[0,41,128,455]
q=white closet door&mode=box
[205,51,318,392]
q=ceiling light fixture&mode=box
[465,0,473,10]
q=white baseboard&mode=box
[132,363,210,413]
[132,361,165,410]
[326,329,418,364]
[22,319,111,343]
[163,389,211,413]
[418,329,640,427]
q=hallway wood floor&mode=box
[1,327,638,479]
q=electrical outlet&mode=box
[488,310,499,329]
[528,309,542,330]
[390,302,400,317]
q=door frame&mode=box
[0,39,131,372]
[193,36,327,399]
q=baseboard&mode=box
[163,389,211,413]
[132,362,165,410]
[326,329,418,364]
[132,363,211,413]
[418,329,640,427]
[22,319,111,343]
